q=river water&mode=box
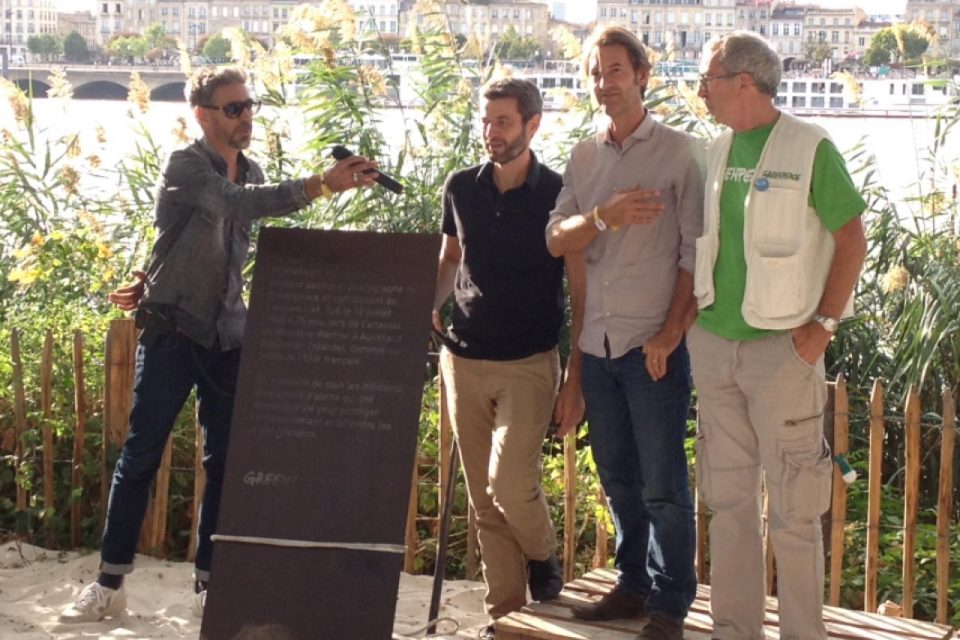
[0,98,954,217]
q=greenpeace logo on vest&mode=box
[724,168,801,183]
[761,170,801,180]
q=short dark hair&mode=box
[482,78,543,123]
[582,26,651,76]
[187,67,247,107]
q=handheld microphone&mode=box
[330,145,404,194]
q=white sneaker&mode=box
[191,589,206,618]
[58,582,127,623]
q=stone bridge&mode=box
[1,64,187,101]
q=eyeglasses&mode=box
[698,72,741,89]
[200,99,262,118]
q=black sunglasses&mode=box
[200,99,261,118]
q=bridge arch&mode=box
[73,81,129,100]
[151,81,187,102]
[13,78,51,98]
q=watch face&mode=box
[817,316,837,332]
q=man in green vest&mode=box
[690,31,867,640]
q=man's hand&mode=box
[790,321,831,365]
[324,155,380,192]
[642,326,683,381]
[597,187,664,229]
[552,378,585,438]
[108,271,146,311]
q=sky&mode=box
[55,0,910,22]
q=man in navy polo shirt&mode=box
[432,78,584,639]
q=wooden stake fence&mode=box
[823,379,958,623]
[39,330,55,547]
[10,329,28,515]
[828,378,850,607]
[865,379,884,613]
[4,325,959,629]
[562,433,576,583]
[936,389,955,625]
[100,318,136,528]
[70,331,86,548]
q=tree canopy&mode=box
[804,38,833,66]
[864,24,930,66]
[26,34,62,61]
[63,31,90,63]
[495,26,541,61]
[108,34,149,61]
[202,34,232,62]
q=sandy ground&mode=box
[0,542,489,639]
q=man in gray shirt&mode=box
[546,27,703,640]
[59,66,377,623]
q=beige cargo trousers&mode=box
[688,323,834,640]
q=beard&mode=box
[485,132,528,164]
[228,124,253,150]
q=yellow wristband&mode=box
[319,174,334,199]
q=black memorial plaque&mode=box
[201,228,439,640]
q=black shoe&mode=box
[571,584,647,621]
[528,554,563,601]
[477,623,495,640]
[638,613,684,639]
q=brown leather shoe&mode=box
[571,584,647,621]
[638,613,684,640]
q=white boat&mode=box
[775,73,956,118]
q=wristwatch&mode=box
[813,314,839,334]
[592,206,607,231]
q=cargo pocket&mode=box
[778,428,832,525]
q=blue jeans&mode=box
[582,341,697,621]
[100,332,240,582]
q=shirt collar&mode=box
[601,112,656,151]
[476,151,543,191]
[197,137,251,180]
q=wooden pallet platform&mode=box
[495,568,958,640]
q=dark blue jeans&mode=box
[100,332,240,582]
[582,341,697,621]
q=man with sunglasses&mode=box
[690,32,866,640]
[59,66,378,623]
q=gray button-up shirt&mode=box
[546,115,705,359]
[142,137,311,350]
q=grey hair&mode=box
[708,31,781,97]
[187,66,247,107]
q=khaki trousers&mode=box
[687,324,833,640]
[439,347,560,618]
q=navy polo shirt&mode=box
[440,153,564,361]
